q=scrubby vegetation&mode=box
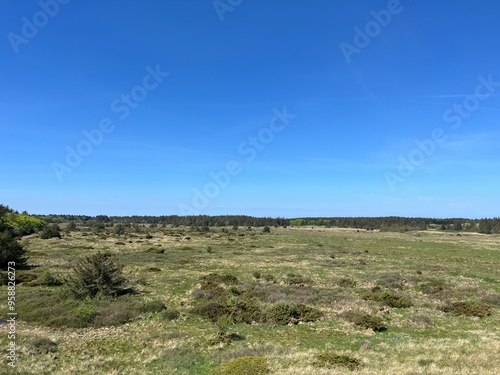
[217,356,270,375]
[39,224,62,239]
[0,206,499,374]
[65,251,128,299]
[312,352,361,370]
[441,301,493,318]
[0,229,27,268]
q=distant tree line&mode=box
[30,211,500,234]
[34,214,289,228]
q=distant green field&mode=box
[1,226,499,374]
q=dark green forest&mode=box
[14,207,498,234]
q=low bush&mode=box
[265,302,322,325]
[192,301,230,323]
[312,352,361,370]
[337,277,357,288]
[200,281,231,300]
[343,311,386,332]
[362,289,413,308]
[417,279,449,295]
[140,300,166,313]
[441,302,492,318]
[204,273,239,285]
[39,224,62,239]
[375,272,405,290]
[226,297,264,324]
[217,356,270,375]
[29,337,58,354]
[161,309,180,321]
[93,303,138,327]
[33,271,63,286]
[284,273,314,286]
[382,294,413,308]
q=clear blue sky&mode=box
[1,0,499,218]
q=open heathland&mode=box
[1,224,499,374]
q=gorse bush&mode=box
[65,252,127,299]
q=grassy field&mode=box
[1,225,499,374]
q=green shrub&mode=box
[418,279,448,295]
[29,337,58,354]
[441,302,492,318]
[0,229,27,268]
[362,289,413,308]
[140,300,166,313]
[93,303,138,327]
[284,273,314,286]
[312,352,360,370]
[64,252,127,299]
[265,303,322,325]
[337,278,356,288]
[65,221,78,232]
[294,303,323,322]
[33,271,63,286]
[383,294,413,308]
[72,301,98,323]
[39,224,62,239]
[344,312,386,331]
[161,309,180,321]
[192,301,231,323]
[375,273,405,290]
[226,298,264,324]
[113,223,127,235]
[217,356,270,375]
[204,273,239,285]
[200,281,231,300]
